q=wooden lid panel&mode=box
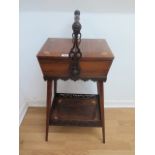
[37,38,114,60]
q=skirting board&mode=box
[28,100,135,108]
[19,102,28,125]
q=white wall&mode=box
[19,86,28,124]
[19,11,134,108]
[20,0,134,13]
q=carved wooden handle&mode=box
[69,10,82,78]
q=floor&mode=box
[20,107,135,155]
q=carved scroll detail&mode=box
[69,10,82,77]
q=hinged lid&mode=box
[37,38,114,61]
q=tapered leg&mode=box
[97,81,105,143]
[54,80,57,95]
[45,80,52,141]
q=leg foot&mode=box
[97,81,105,143]
[45,80,52,141]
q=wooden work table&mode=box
[37,9,114,143]
[37,38,114,143]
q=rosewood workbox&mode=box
[36,10,114,143]
[37,38,114,81]
[37,38,114,143]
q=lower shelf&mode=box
[49,93,102,127]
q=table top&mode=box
[37,38,114,60]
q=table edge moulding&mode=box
[36,10,114,143]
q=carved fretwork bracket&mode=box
[69,10,82,77]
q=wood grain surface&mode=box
[37,38,114,60]
[20,107,134,155]
[37,38,114,81]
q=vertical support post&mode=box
[45,80,52,141]
[97,81,105,143]
[54,80,57,95]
